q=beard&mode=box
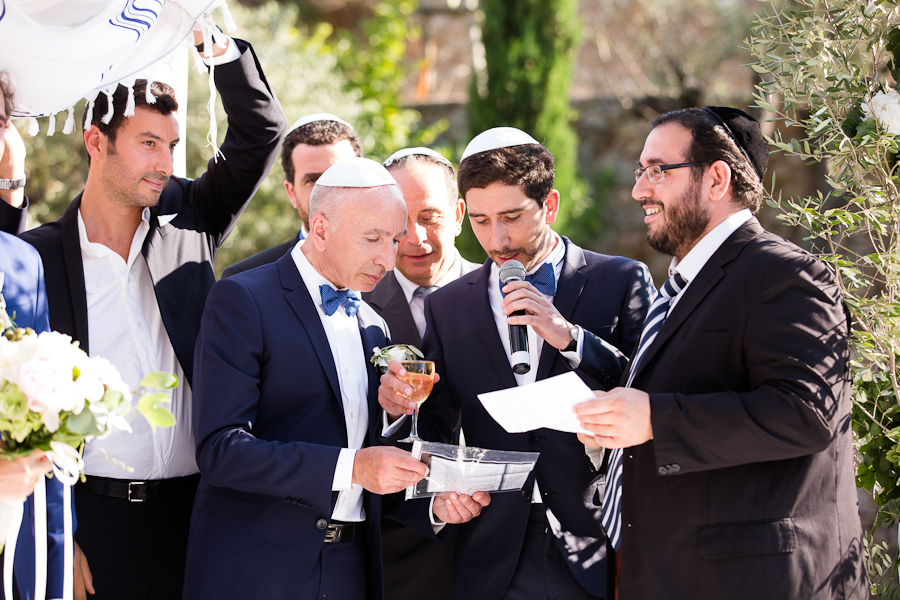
[645,180,710,257]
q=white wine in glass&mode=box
[398,360,435,443]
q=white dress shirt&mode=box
[667,209,752,311]
[291,243,369,522]
[79,208,197,479]
[393,249,464,338]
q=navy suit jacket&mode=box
[619,219,867,599]
[408,238,652,600]
[0,232,66,600]
[184,252,428,599]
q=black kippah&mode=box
[701,106,768,182]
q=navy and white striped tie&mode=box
[600,271,687,550]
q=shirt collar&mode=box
[291,245,356,319]
[670,209,752,281]
[489,230,566,294]
[393,249,463,304]
[77,207,151,266]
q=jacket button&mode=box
[670,463,680,473]
[521,489,532,501]
[316,518,328,530]
[528,433,540,444]
[658,465,668,475]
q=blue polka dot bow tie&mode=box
[500,261,557,297]
[320,284,362,317]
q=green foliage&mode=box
[333,0,444,159]
[468,0,589,237]
[747,0,900,594]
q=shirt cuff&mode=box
[585,445,605,471]
[332,448,357,491]
[382,410,408,437]
[201,36,241,66]
[560,325,584,367]
[428,496,447,533]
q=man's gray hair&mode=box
[309,183,405,231]
[385,154,458,206]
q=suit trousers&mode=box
[382,518,456,600]
[298,529,367,600]
[74,478,197,600]
[499,505,602,600]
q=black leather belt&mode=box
[324,522,358,543]
[76,474,200,503]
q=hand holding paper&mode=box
[477,372,596,435]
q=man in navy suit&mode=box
[0,229,63,600]
[0,72,73,600]
[380,128,654,600]
[184,158,488,600]
[222,114,361,277]
[575,108,867,599]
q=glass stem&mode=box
[410,404,420,439]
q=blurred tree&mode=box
[586,0,753,114]
[188,1,368,273]
[465,0,589,258]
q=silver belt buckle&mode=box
[324,524,343,543]
[127,481,147,502]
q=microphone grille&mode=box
[499,260,526,283]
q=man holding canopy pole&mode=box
[0,25,287,600]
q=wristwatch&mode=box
[0,176,25,190]
[564,324,581,352]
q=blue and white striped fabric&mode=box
[600,271,687,550]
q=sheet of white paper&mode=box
[477,371,596,434]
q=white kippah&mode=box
[460,127,540,161]
[287,113,353,134]
[316,158,398,188]
[383,147,453,168]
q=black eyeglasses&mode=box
[633,162,703,184]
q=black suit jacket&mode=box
[184,252,424,599]
[361,256,481,347]
[222,231,301,278]
[4,40,286,389]
[620,218,867,599]
[407,238,652,600]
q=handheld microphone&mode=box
[499,260,530,375]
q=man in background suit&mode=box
[575,107,868,599]
[0,33,286,599]
[362,147,477,600]
[223,113,361,277]
[184,158,488,599]
[380,128,654,600]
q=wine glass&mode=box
[398,360,435,443]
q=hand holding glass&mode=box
[398,360,435,443]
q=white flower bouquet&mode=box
[0,319,176,600]
[0,326,176,479]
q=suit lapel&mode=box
[366,272,421,346]
[278,254,344,410]
[467,260,519,390]
[630,219,761,382]
[356,307,388,440]
[536,237,586,380]
[61,197,90,354]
